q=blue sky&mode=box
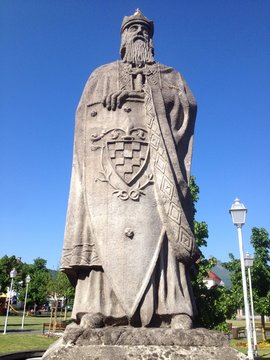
[1,0,269,270]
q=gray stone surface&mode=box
[61,8,199,329]
[42,327,247,360]
[61,326,229,346]
[45,8,244,360]
[43,345,247,360]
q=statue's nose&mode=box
[136,25,143,35]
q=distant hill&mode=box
[211,261,231,288]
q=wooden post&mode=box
[48,307,53,336]
[53,304,57,332]
[261,315,266,342]
[64,305,67,321]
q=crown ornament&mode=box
[121,9,154,36]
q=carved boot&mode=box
[171,314,193,330]
[79,312,105,329]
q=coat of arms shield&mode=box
[107,139,149,185]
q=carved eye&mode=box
[129,25,138,32]
[142,27,148,34]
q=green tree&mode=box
[20,257,52,311]
[190,177,238,330]
[0,255,54,312]
[28,271,51,309]
[224,227,270,340]
[45,270,75,321]
[223,253,243,308]
[250,227,270,340]
[0,255,24,293]
[32,257,48,271]
[48,271,75,310]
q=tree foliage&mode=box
[224,227,270,340]
[190,176,238,330]
[250,227,270,332]
[0,255,24,292]
[48,271,75,306]
[0,255,74,311]
[17,257,51,308]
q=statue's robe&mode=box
[61,61,199,326]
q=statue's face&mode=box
[126,23,150,43]
[120,22,154,65]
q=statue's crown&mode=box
[121,9,154,36]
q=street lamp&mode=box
[21,275,31,330]
[245,253,257,355]
[3,268,17,335]
[229,198,253,360]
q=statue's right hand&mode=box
[102,90,129,111]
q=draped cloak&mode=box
[61,61,199,325]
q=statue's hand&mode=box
[103,90,145,111]
[103,90,129,111]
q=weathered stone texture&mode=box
[45,9,247,360]
[61,9,199,328]
[43,328,247,360]
[44,345,247,360]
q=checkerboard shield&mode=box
[107,140,149,185]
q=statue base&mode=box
[42,325,247,360]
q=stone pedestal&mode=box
[42,325,247,359]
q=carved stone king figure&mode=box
[61,10,199,329]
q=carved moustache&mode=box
[132,35,146,42]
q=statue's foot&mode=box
[77,312,129,328]
[79,312,105,329]
[171,314,193,330]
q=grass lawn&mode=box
[228,319,270,359]
[0,315,63,354]
[0,313,70,331]
[0,314,50,331]
[230,338,270,359]
[0,334,57,354]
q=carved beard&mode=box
[122,38,154,66]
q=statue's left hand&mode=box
[103,90,144,111]
[103,90,129,111]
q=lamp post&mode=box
[245,253,257,355]
[229,198,253,359]
[21,275,31,330]
[3,268,17,335]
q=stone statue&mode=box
[61,9,199,329]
